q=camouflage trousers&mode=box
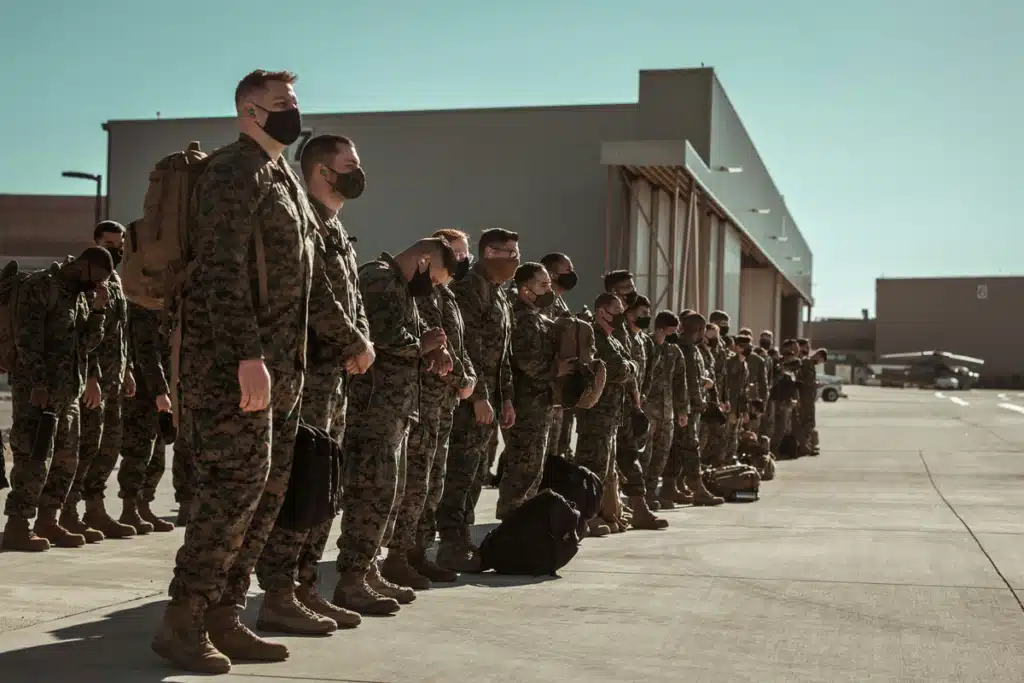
[758,401,775,440]
[722,414,742,464]
[387,396,446,550]
[575,412,619,486]
[555,407,576,459]
[68,390,122,505]
[770,402,794,454]
[416,400,456,549]
[169,376,301,610]
[615,405,647,497]
[335,410,410,575]
[117,394,167,502]
[642,417,674,496]
[258,373,347,592]
[496,398,553,519]
[4,385,80,519]
[666,412,702,479]
[793,398,816,451]
[437,400,499,532]
[700,418,728,469]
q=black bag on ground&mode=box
[277,423,343,531]
[539,454,602,527]
[778,433,799,460]
[478,489,581,576]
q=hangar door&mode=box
[626,177,690,313]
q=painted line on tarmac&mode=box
[998,393,1009,400]
[998,402,1024,415]
[934,391,946,399]
[948,396,970,406]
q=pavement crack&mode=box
[917,449,1024,614]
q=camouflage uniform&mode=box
[117,301,170,502]
[794,357,818,453]
[437,263,512,535]
[698,341,726,459]
[746,350,769,435]
[168,135,326,612]
[4,264,105,520]
[495,297,558,518]
[665,341,707,482]
[614,328,652,497]
[543,294,574,459]
[336,253,421,575]
[721,352,749,464]
[575,327,635,486]
[641,340,688,496]
[389,284,474,551]
[69,272,130,506]
[415,284,474,549]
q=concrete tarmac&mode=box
[0,386,1022,682]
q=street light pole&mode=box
[61,171,103,226]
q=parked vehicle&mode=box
[816,373,846,402]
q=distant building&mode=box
[102,66,813,337]
[0,194,103,270]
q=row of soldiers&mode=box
[0,69,826,677]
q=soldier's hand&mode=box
[345,345,375,375]
[677,413,689,428]
[29,386,49,409]
[420,328,447,354]
[83,377,102,409]
[92,282,110,310]
[155,393,172,413]
[556,357,577,377]
[722,402,731,413]
[123,371,136,398]
[473,398,495,425]
[500,399,516,429]
[426,348,453,377]
[703,377,714,389]
[238,359,272,412]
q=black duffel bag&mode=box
[277,423,343,531]
[539,454,602,532]
[478,489,581,577]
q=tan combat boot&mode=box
[686,475,725,506]
[367,562,416,604]
[296,584,362,628]
[59,504,104,543]
[34,508,86,548]
[256,589,337,635]
[83,498,135,538]
[628,495,669,530]
[205,604,289,662]
[674,478,695,505]
[151,599,231,674]
[658,480,678,510]
[119,497,155,535]
[435,529,481,573]
[409,547,458,583]
[586,518,611,537]
[332,571,401,615]
[136,499,175,532]
[645,494,661,512]
[381,550,432,590]
[1,515,51,552]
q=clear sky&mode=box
[1,0,1020,317]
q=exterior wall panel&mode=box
[739,266,776,337]
[720,222,742,320]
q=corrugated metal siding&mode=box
[876,277,1024,381]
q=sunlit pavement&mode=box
[1,386,1023,682]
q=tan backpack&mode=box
[549,316,606,410]
[0,262,59,374]
[125,141,269,424]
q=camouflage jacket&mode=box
[798,358,818,403]
[588,326,636,424]
[509,296,559,403]
[14,262,106,404]
[451,263,513,407]
[746,350,769,402]
[349,253,422,422]
[306,199,370,374]
[643,341,689,421]
[725,353,749,415]
[126,301,169,400]
[181,134,324,403]
[542,294,572,319]
[417,284,475,404]
[697,343,720,405]
[86,271,131,393]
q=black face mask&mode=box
[532,291,555,309]
[408,266,434,298]
[452,257,471,281]
[759,338,772,350]
[718,324,730,336]
[612,313,627,328]
[108,248,123,269]
[556,272,578,291]
[622,291,639,307]
[256,105,302,146]
[328,167,366,200]
[664,333,680,345]
[634,316,651,330]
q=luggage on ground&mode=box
[478,489,581,576]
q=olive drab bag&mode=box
[0,261,58,375]
[703,464,761,502]
[549,315,606,410]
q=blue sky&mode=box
[1,0,1020,317]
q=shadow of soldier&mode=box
[0,601,177,683]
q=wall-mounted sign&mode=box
[977,284,988,300]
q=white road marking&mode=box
[998,393,1009,400]
[998,403,1024,415]
[949,397,970,406]
[934,392,946,399]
